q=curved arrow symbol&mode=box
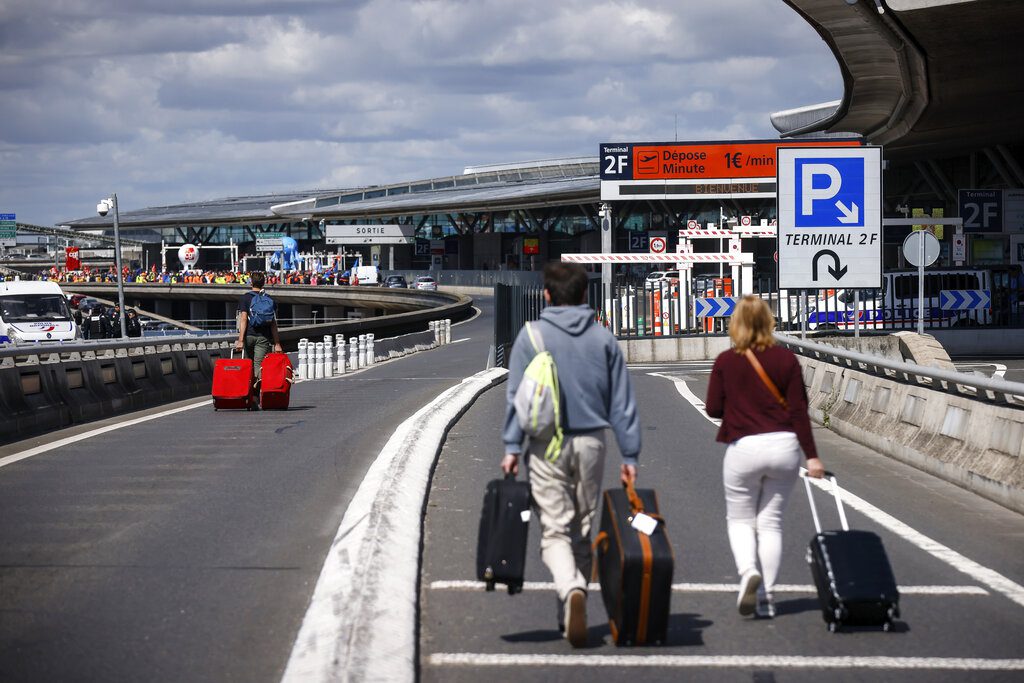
[812,249,848,281]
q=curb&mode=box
[281,366,508,683]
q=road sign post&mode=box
[903,230,940,335]
[777,146,881,290]
[0,214,15,248]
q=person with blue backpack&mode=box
[501,261,641,648]
[234,271,282,381]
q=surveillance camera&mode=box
[96,201,109,216]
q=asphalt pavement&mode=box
[421,360,1024,682]
[0,302,493,682]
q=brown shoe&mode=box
[564,589,587,648]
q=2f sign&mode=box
[604,154,628,176]
[959,189,1002,233]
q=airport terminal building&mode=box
[61,0,1024,287]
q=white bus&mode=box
[0,280,79,344]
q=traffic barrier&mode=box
[0,339,231,446]
[297,339,309,380]
[366,334,375,366]
[782,336,1024,515]
[337,338,346,375]
[313,343,323,379]
[349,337,359,370]
[444,319,451,345]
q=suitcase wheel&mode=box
[507,583,522,596]
[485,580,495,592]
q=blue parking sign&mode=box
[794,157,865,227]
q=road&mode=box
[2,297,1023,682]
[0,303,493,682]
[421,360,1024,682]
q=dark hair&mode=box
[543,261,588,306]
[250,271,266,289]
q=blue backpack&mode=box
[248,290,276,327]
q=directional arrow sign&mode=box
[777,145,881,289]
[695,297,738,318]
[940,289,991,310]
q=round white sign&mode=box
[178,243,200,270]
[903,231,940,267]
[740,215,752,227]
[650,236,667,254]
[686,219,698,230]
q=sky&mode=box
[0,0,843,228]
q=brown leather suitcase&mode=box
[594,483,674,645]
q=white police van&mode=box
[784,268,993,330]
[0,280,78,344]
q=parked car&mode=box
[413,276,438,291]
[645,270,680,285]
[383,275,408,288]
[68,293,89,309]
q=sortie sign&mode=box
[325,224,415,245]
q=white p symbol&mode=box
[802,163,841,215]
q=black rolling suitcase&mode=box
[594,482,674,646]
[803,471,900,632]
[476,474,530,594]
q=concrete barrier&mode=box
[797,352,1024,515]
[0,340,231,445]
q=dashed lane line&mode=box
[428,653,1024,671]
[649,371,1024,610]
[427,580,988,596]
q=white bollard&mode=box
[350,337,359,370]
[429,320,437,345]
[366,333,375,366]
[323,341,333,378]
[337,339,346,374]
[297,340,308,380]
[444,319,451,345]
[313,343,324,379]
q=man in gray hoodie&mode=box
[501,261,641,648]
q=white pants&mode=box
[722,431,801,596]
[527,431,606,601]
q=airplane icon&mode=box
[640,154,657,163]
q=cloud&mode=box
[0,0,843,227]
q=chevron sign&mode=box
[695,297,738,318]
[940,289,990,311]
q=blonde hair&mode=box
[729,295,776,353]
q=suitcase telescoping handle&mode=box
[230,347,246,360]
[801,469,850,534]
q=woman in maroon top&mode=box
[706,296,825,619]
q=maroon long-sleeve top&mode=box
[705,345,818,460]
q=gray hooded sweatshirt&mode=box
[502,304,641,465]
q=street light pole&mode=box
[109,194,128,339]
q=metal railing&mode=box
[0,334,235,362]
[775,332,1024,407]
[494,283,544,368]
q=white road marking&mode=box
[428,580,987,596]
[0,399,211,470]
[428,653,1024,671]
[650,371,1024,610]
[647,371,720,426]
[280,367,507,683]
[451,338,470,344]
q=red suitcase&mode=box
[213,351,254,410]
[260,352,293,410]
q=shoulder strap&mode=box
[744,349,788,409]
[524,321,545,354]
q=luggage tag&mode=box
[520,510,531,523]
[630,512,658,536]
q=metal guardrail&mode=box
[0,334,235,361]
[775,332,1024,406]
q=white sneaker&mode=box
[737,570,761,616]
[564,589,587,648]
[756,594,776,619]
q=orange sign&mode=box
[522,238,540,255]
[629,140,863,180]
